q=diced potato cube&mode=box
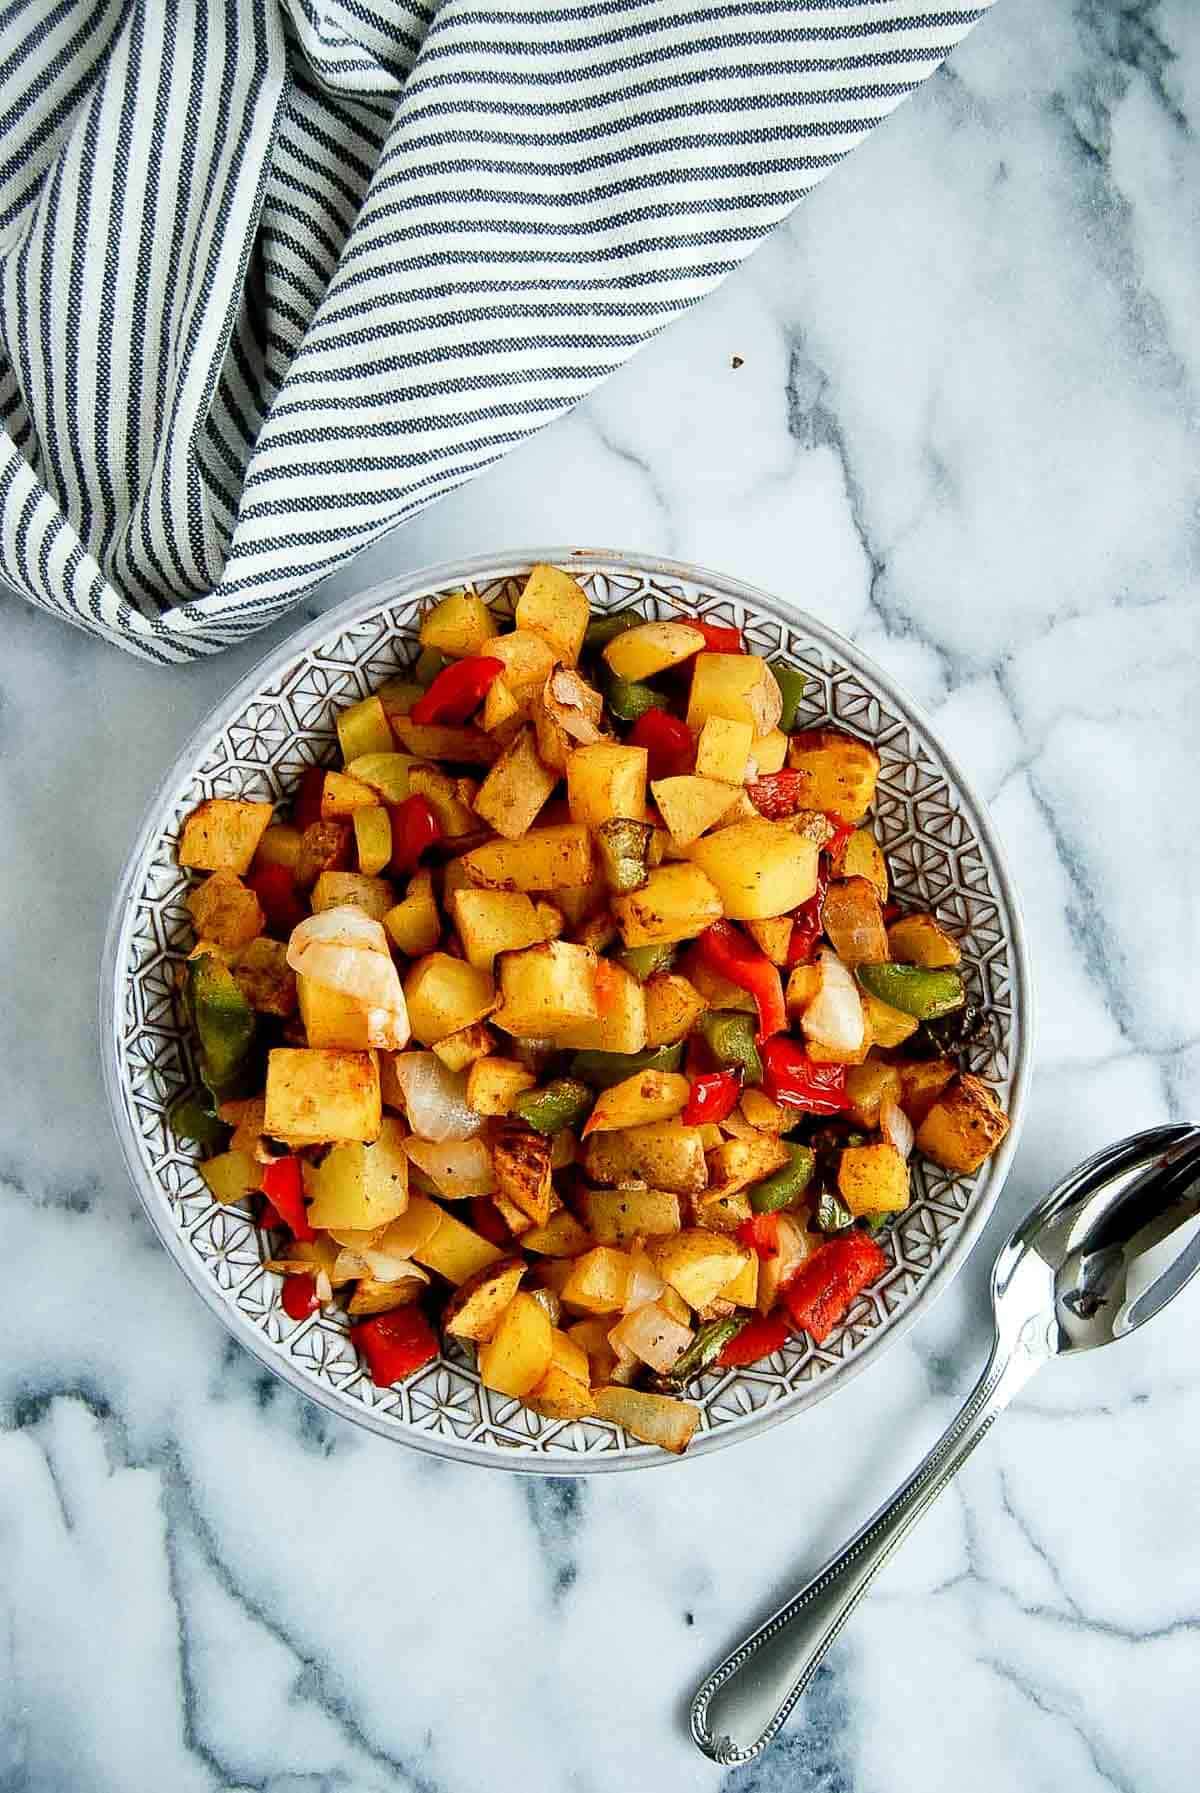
[493,1127,554,1225]
[687,653,782,737]
[478,1293,555,1396]
[844,1060,903,1129]
[744,918,793,966]
[353,806,393,877]
[612,863,723,946]
[412,1208,504,1284]
[383,869,441,956]
[561,1247,634,1315]
[651,775,740,847]
[704,1135,791,1201]
[320,770,380,818]
[785,962,821,1016]
[264,1048,381,1144]
[583,1120,708,1196]
[461,824,594,892]
[886,912,961,968]
[749,728,788,775]
[582,1070,690,1136]
[721,1252,758,1308]
[420,589,497,658]
[465,1056,537,1116]
[344,1270,429,1317]
[687,820,818,920]
[520,1210,593,1257]
[897,1057,957,1126]
[488,629,557,693]
[552,959,646,1054]
[581,1188,681,1246]
[200,1149,261,1204]
[785,730,880,824]
[836,827,889,900]
[516,563,590,665]
[450,887,544,970]
[303,1115,410,1230]
[915,1075,1010,1174]
[603,620,705,682]
[821,877,889,966]
[179,798,273,874]
[294,820,352,889]
[186,871,264,951]
[492,940,599,1039]
[533,703,571,774]
[643,972,707,1047]
[346,752,420,804]
[336,695,393,762]
[443,1257,526,1341]
[695,716,754,784]
[481,677,526,735]
[591,1385,699,1453]
[311,870,394,921]
[647,1229,749,1311]
[298,976,372,1050]
[534,899,565,942]
[838,1142,910,1216]
[553,866,608,929]
[473,725,557,840]
[566,743,648,827]
[392,719,501,763]
[431,1021,495,1073]
[254,822,302,872]
[739,1088,793,1133]
[404,953,496,1045]
[232,937,297,1016]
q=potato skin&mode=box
[443,1257,527,1341]
[915,1073,1010,1174]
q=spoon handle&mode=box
[689,1339,1041,1766]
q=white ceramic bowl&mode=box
[102,550,1031,1471]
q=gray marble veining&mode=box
[2,1,1199,1789]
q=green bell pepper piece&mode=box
[771,664,807,732]
[186,954,257,1102]
[856,963,965,1020]
[812,1187,854,1234]
[585,610,640,650]
[660,1316,748,1387]
[617,942,676,982]
[596,817,653,895]
[510,1078,593,1136]
[567,1044,684,1089]
[749,1145,816,1214]
[605,673,663,722]
[169,1092,230,1151]
[698,1010,762,1085]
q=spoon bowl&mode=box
[691,1124,1200,1767]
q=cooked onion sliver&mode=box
[389,1051,484,1142]
[288,906,390,956]
[544,665,606,743]
[623,1248,667,1314]
[608,1301,693,1373]
[880,1095,915,1161]
[802,948,866,1056]
[404,1135,494,1197]
[360,1251,431,1287]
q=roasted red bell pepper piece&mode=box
[294,764,326,831]
[409,655,504,725]
[248,860,306,937]
[717,1309,792,1366]
[786,863,829,966]
[259,1156,313,1241]
[782,1231,889,1343]
[696,920,787,1039]
[682,1068,742,1126]
[695,619,743,653]
[736,1212,780,1259]
[389,794,441,873]
[746,770,807,820]
[629,707,693,781]
[760,1037,849,1115]
[823,814,857,861]
[281,1272,321,1320]
[469,1197,512,1246]
[354,1306,440,1386]
[258,1198,285,1232]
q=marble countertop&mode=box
[4,1,1200,1788]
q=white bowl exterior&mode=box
[102,550,1032,1471]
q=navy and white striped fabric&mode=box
[0,2,992,663]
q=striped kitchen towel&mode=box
[0,1,992,663]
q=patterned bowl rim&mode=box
[101,547,1034,1474]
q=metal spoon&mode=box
[690,1123,1200,1766]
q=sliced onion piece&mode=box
[802,948,866,1056]
[389,1051,484,1142]
[543,665,606,744]
[880,1094,915,1161]
[608,1301,693,1373]
[623,1248,667,1314]
[288,906,389,957]
[404,1135,494,1197]
[360,1251,431,1287]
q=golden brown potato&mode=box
[695,716,754,784]
[179,798,274,874]
[611,863,723,946]
[647,1229,749,1311]
[838,1142,910,1215]
[488,628,558,694]
[383,869,441,956]
[353,807,393,876]
[738,1088,794,1133]
[897,1056,958,1125]
[335,694,394,762]
[346,752,419,804]
[345,1270,429,1316]
[431,1021,495,1073]
[704,1135,791,1201]
[835,827,889,899]
[443,1257,526,1341]
[566,743,648,828]
[916,1074,1010,1174]
[524,1365,596,1421]
[303,1115,410,1230]
[465,1056,537,1116]
[687,819,818,920]
[720,1252,758,1309]
[886,912,962,968]
[420,589,497,658]
[473,725,558,840]
[294,820,352,889]
[520,1209,592,1256]
[478,1292,555,1396]
[231,937,296,1017]
[481,677,528,737]
[821,877,889,966]
[604,620,705,682]
[744,917,794,966]
[784,962,821,1017]
[253,822,303,872]
[311,870,395,921]
[686,653,782,737]
[552,959,647,1055]
[583,1118,708,1196]
[404,953,496,1045]
[492,1127,554,1225]
[580,1187,681,1246]
[642,972,707,1048]
[492,939,600,1039]
[392,718,502,763]
[200,1149,261,1204]
[844,1059,903,1130]
[785,730,880,824]
[560,1246,633,1314]
[515,563,590,665]
[186,871,264,951]
[297,975,372,1049]
[650,775,741,847]
[581,1069,690,1136]
[320,770,380,818]
[450,887,544,970]
[749,728,788,775]
[461,823,594,893]
[264,1048,381,1145]
[412,1206,504,1284]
